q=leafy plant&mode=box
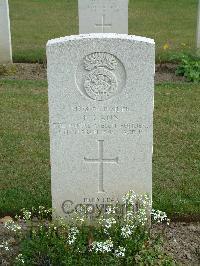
[175,55,200,82]
[1,191,175,265]
[0,64,16,76]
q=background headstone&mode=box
[197,0,200,50]
[0,0,12,63]
[47,34,155,218]
[78,0,128,34]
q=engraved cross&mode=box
[95,15,112,33]
[84,140,119,193]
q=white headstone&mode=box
[197,0,200,50]
[78,0,128,34]
[47,34,155,218]
[0,0,12,63]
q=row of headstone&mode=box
[0,0,200,66]
[0,0,12,63]
[47,0,155,218]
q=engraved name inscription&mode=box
[87,0,120,13]
[53,104,148,136]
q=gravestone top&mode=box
[47,33,154,46]
[47,33,155,218]
[78,0,128,34]
[0,0,12,63]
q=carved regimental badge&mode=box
[76,52,126,101]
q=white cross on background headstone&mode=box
[84,140,119,193]
[78,0,128,34]
[0,0,12,63]
[95,15,112,33]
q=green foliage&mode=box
[175,55,200,82]
[8,192,174,265]
[0,64,16,76]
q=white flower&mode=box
[125,211,134,221]
[87,205,94,213]
[104,218,116,229]
[38,206,45,213]
[137,208,148,226]
[16,254,25,264]
[67,227,79,245]
[91,238,113,253]
[0,241,10,251]
[5,220,22,232]
[122,190,137,205]
[115,246,126,257]
[76,217,85,224]
[121,224,134,238]
[103,217,117,234]
[22,208,32,220]
[151,209,170,224]
[138,194,151,210]
[105,206,116,214]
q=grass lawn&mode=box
[9,0,198,63]
[0,80,199,219]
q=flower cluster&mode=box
[5,220,22,232]
[125,210,134,221]
[122,190,137,206]
[38,206,51,215]
[21,208,32,221]
[114,246,126,258]
[101,217,117,234]
[38,206,45,213]
[138,194,151,210]
[0,241,10,251]
[121,224,135,238]
[7,191,172,265]
[67,226,79,245]
[136,208,148,226]
[91,238,113,253]
[151,209,170,225]
[105,205,116,215]
[16,254,25,264]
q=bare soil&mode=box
[152,223,200,265]
[0,63,187,83]
[155,63,186,84]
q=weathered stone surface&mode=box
[78,0,128,34]
[47,33,155,218]
[0,0,12,63]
